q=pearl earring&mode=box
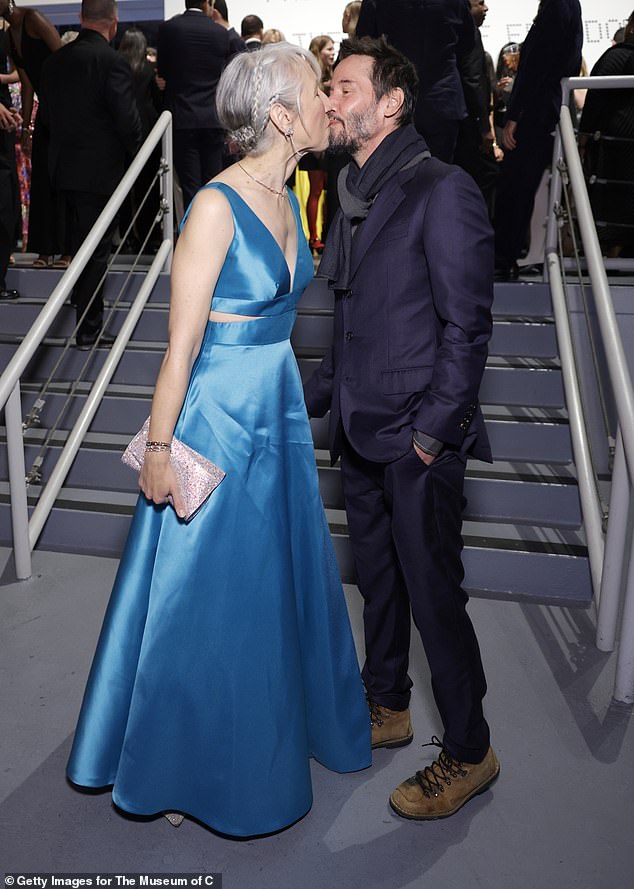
[285,128,294,138]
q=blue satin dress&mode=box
[66,183,371,837]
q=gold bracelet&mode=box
[145,440,171,452]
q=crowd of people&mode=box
[1,0,634,839]
[2,1,632,306]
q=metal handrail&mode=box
[0,111,174,580]
[546,77,634,703]
[28,241,172,547]
[0,110,172,412]
[545,76,634,261]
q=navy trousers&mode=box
[494,117,555,265]
[340,436,490,763]
[174,127,224,210]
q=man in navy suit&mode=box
[158,0,240,209]
[356,0,476,162]
[494,0,583,277]
[304,36,498,820]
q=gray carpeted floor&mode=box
[1,546,633,888]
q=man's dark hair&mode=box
[213,0,228,19]
[81,0,117,21]
[185,0,206,9]
[241,14,264,39]
[338,36,418,127]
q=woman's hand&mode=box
[139,452,187,519]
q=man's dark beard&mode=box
[327,108,376,155]
[328,131,361,155]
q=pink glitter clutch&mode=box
[122,418,226,522]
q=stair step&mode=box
[0,431,581,528]
[2,300,169,341]
[296,277,554,319]
[0,486,589,606]
[5,267,171,303]
[299,356,564,408]
[291,315,558,358]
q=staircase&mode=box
[0,264,593,606]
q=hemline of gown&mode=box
[68,749,371,837]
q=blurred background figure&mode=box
[356,0,477,162]
[1,0,65,268]
[493,41,519,146]
[0,27,20,299]
[454,0,500,219]
[494,0,583,279]
[579,10,634,258]
[342,1,362,38]
[158,0,239,210]
[118,27,163,252]
[210,0,246,54]
[262,28,285,45]
[299,34,335,252]
[240,13,263,50]
[39,0,141,348]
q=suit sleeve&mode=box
[156,23,168,80]
[456,0,477,58]
[105,55,142,157]
[355,0,379,38]
[413,168,493,445]
[458,43,489,133]
[227,28,247,56]
[304,338,335,418]
[505,5,575,122]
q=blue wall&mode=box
[38,1,164,26]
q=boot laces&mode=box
[365,688,384,727]
[414,736,467,798]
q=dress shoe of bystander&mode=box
[75,330,117,350]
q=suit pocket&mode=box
[384,222,410,242]
[381,366,433,394]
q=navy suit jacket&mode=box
[157,10,239,130]
[39,30,141,196]
[356,0,476,125]
[506,0,583,130]
[304,155,494,465]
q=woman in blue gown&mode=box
[66,43,371,837]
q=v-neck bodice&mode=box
[184,182,314,317]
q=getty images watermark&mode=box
[4,877,222,888]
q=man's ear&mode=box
[384,87,405,121]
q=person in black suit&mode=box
[454,0,499,218]
[494,0,583,278]
[240,14,263,51]
[356,0,476,162]
[158,0,239,209]
[0,36,21,302]
[39,0,141,348]
[305,36,498,821]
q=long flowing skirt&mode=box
[66,311,371,837]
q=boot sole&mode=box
[388,764,500,820]
[372,731,414,750]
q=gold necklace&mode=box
[237,162,287,199]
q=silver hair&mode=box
[216,42,321,156]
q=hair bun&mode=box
[227,124,259,153]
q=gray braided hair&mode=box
[216,42,321,156]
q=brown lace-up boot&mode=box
[367,690,414,749]
[390,736,500,820]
